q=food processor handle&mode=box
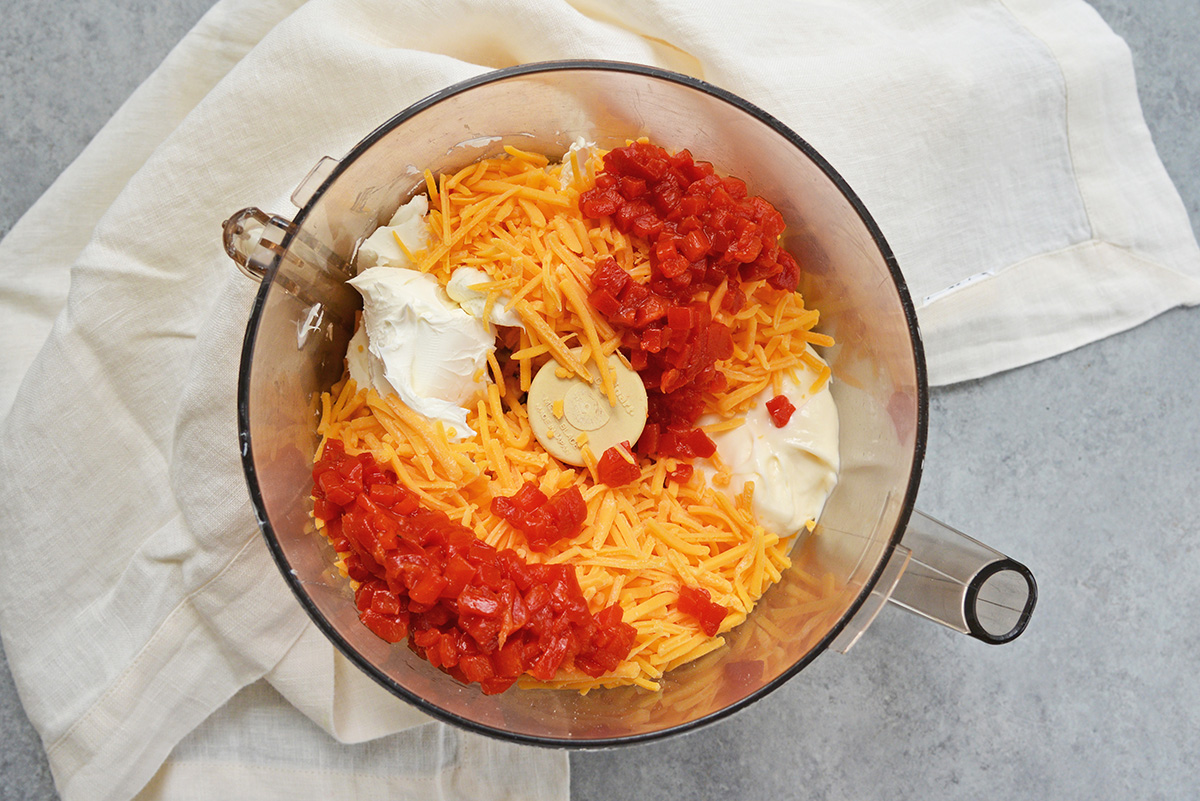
[222,207,296,282]
[222,157,341,281]
[886,509,1036,644]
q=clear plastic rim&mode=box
[236,59,930,747]
[964,558,1038,644]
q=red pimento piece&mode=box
[579,187,622,217]
[675,584,729,637]
[312,497,337,521]
[361,608,410,643]
[588,287,622,317]
[765,394,797,428]
[665,463,694,485]
[491,482,586,552]
[511,482,549,513]
[596,443,642,487]
[637,423,716,461]
[311,443,636,695]
[592,256,631,296]
[545,486,587,536]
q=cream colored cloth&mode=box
[1,0,1197,799]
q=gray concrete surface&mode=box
[2,1,1197,799]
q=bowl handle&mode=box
[222,207,295,282]
[830,510,1036,652]
[886,509,1036,644]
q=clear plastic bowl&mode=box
[231,61,1033,747]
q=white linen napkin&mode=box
[0,0,1196,799]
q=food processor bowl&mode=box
[230,61,1035,746]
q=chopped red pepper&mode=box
[311,443,636,694]
[491,482,586,552]
[636,423,716,461]
[765,394,797,428]
[579,142,804,441]
[665,462,694,485]
[675,584,729,636]
[596,443,642,487]
[360,608,409,643]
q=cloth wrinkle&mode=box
[44,528,263,759]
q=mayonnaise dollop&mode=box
[357,195,430,270]
[701,360,840,537]
[347,266,493,438]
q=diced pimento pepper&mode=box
[490,482,586,552]
[619,176,647,199]
[592,257,630,296]
[666,463,694,485]
[312,497,337,521]
[765,394,797,427]
[311,443,636,694]
[596,443,642,487]
[637,423,716,461]
[579,187,622,217]
[511,482,549,513]
[640,327,664,354]
[676,584,729,636]
[361,608,409,643]
[579,142,805,448]
[588,287,622,317]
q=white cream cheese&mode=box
[702,358,840,538]
[345,323,378,393]
[347,266,493,438]
[357,195,430,270]
[445,266,524,329]
[558,138,596,189]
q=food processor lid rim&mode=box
[238,59,929,748]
